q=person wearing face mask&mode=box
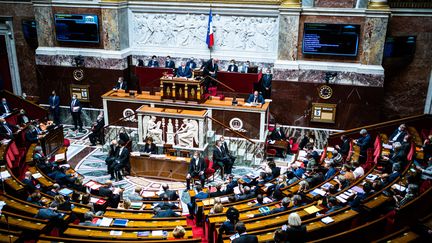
[70,94,83,132]
[49,90,60,125]
[18,109,31,126]
[227,59,238,72]
[220,136,236,169]
[186,57,197,69]
[147,55,159,67]
[246,90,265,105]
[113,77,127,91]
[25,125,41,143]
[186,151,206,190]
[261,68,272,99]
[89,114,105,146]
[241,61,251,73]
[177,62,192,78]
[165,56,175,69]
[0,118,17,139]
[0,98,12,115]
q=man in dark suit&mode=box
[147,55,159,67]
[89,114,105,146]
[165,56,175,69]
[0,118,16,139]
[177,62,192,78]
[186,57,197,69]
[0,98,12,115]
[227,59,238,72]
[98,181,114,198]
[246,91,265,105]
[25,125,39,143]
[271,124,292,156]
[233,221,258,243]
[159,183,179,201]
[113,77,127,91]
[70,94,83,132]
[389,124,407,144]
[152,206,180,218]
[36,203,64,222]
[213,140,232,179]
[18,109,30,125]
[106,140,119,179]
[354,129,371,162]
[261,68,272,99]
[49,90,60,125]
[22,171,39,193]
[220,136,235,173]
[241,61,251,73]
[335,135,350,156]
[186,151,206,190]
[249,197,290,218]
[112,140,129,181]
[141,137,157,154]
[202,58,219,91]
[225,174,238,194]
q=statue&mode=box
[143,116,164,144]
[176,118,198,147]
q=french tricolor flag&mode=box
[206,9,214,48]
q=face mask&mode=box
[193,156,198,159]
[276,128,280,131]
[230,62,234,65]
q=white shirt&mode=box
[353,166,364,179]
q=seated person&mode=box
[210,183,225,198]
[352,161,364,179]
[22,171,40,193]
[421,135,432,161]
[275,213,306,243]
[416,157,432,180]
[0,98,12,115]
[241,61,251,73]
[89,114,105,146]
[389,124,407,144]
[382,142,407,169]
[165,56,175,69]
[248,197,291,218]
[111,139,129,181]
[381,163,402,186]
[324,196,343,214]
[324,160,337,180]
[335,135,350,157]
[128,186,143,201]
[18,109,31,125]
[233,221,258,243]
[46,183,61,196]
[186,57,197,69]
[0,118,17,139]
[270,124,291,156]
[79,212,97,226]
[156,194,178,210]
[171,226,186,239]
[152,206,180,218]
[227,59,238,72]
[348,182,373,211]
[25,125,40,143]
[48,166,77,187]
[159,183,179,201]
[236,185,254,201]
[218,207,240,237]
[186,151,206,190]
[177,62,192,78]
[266,160,281,180]
[393,183,418,208]
[27,191,44,206]
[224,174,238,194]
[246,91,265,105]
[186,184,208,220]
[354,129,372,162]
[147,55,159,67]
[36,202,64,222]
[141,137,157,154]
[113,77,127,91]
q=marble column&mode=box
[277,6,301,61]
[101,2,129,51]
[34,5,55,47]
[361,11,390,65]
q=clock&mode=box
[318,85,333,99]
[73,69,84,81]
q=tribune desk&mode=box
[130,154,190,181]
[102,90,270,141]
[160,76,205,103]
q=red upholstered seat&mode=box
[208,87,217,96]
[204,158,215,178]
[345,140,354,162]
[406,142,415,161]
[319,146,327,163]
[63,139,70,147]
[289,138,299,154]
[266,148,277,157]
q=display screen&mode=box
[384,36,416,58]
[54,14,99,43]
[302,23,360,57]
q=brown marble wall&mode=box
[52,7,104,49]
[36,65,128,108]
[314,0,357,8]
[0,2,39,95]
[381,16,432,120]
[298,16,365,63]
[270,81,383,130]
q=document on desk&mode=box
[110,230,123,236]
[321,216,334,224]
[304,205,321,214]
[54,153,65,161]
[99,217,113,227]
[32,173,42,179]
[0,170,11,180]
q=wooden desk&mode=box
[39,125,64,157]
[130,155,190,181]
[267,140,289,152]
[160,77,205,103]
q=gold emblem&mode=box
[179,88,183,97]
[190,88,195,98]
[166,87,171,96]
[73,69,84,81]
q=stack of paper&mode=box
[321,216,334,224]
[304,205,321,214]
[110,230,123,236]
[99,217,113,227]
[32,173,42,179]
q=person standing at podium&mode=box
[227,59,238,72]
[165,56,175,69]
[186,151,206,190]
[177,62,192,78]
[261,68,272,99]
[148,55,159,67]
[202,58,219,92]
[186,57,197,69]
[70,94,83,132]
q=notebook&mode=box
[304,205,321,214]
[258,206,270,214]
[321,216,334,224]
[58,188,73,196]
[112,219,128,227]
[110,230,123,236]
[131,202,143,209]
[137,231,150,237]
[99,217,113,227]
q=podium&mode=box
[160,76,205,103]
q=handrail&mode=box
[205,75,235,92]
[1,89,48,112]
[103,112,137,129]
[206,115,255,144]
